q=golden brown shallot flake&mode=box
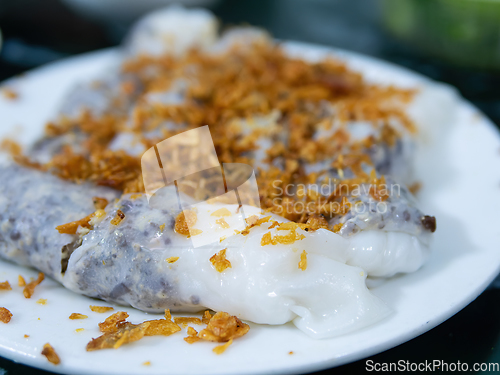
[142,361,151,366]
[0,139,22,156]
[198,312,249,343]
[298,250,308,271]
[75,328,85,333]
[332,223,343,233]
[69,313,88,320]
[23,272,44,298]
[99,311,129,333]
[174,317,203,327]
[241,216,271,236]
[24,334,30,338]
[90,305,114,313]
[56,213,95,234]
[110,209,125,225]
[211,208,231,217]
[202,310,213,324]
[261,232,272,246]
[245,215,259,226]
[165,256,179,263]
[408,181,422,196]
[276,222,306,231]
[213,339,233,355]
[164,309,172,321]
[41,343,60,365]
[187,228,203,237]
[268,221,279,229]
[210,249,232,273]
[0,307,12,323]
[18,275,26,287]
[87,322,148,351]
[142,318,181,336]
[215,218,230,229]
[36,299,47,305]
[305,214,328,231]
[174,210,198,236]
[184,326,200,344]
[261,223,306,246]
[87,310,181,351]
[92,196,109,210]
[0,281,12,291]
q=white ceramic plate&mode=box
[1,43,500,375]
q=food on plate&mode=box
[1,87,18,101]
[174,317,203,326]
[185,326,200,344]
[213,340,233,355]
[87,309,181,351]
[0,307,12,323]
[86,309,246,352]
[41,343,60,365]
[0,165,119,282]
[197,311,250,342]
[60,189,390,338]
[89,305,115,313]
[23,272,45,299]
[69,313,88,320]
[0,6,458,340]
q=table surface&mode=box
[1,0,499,374]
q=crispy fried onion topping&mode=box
[41,343,60,365]
[23,272,44,299]
[87,310,181,351]
[198,312,250,343]
[0,281,12,290]
[0,307,12,323]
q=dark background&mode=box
[1,0,499,374]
